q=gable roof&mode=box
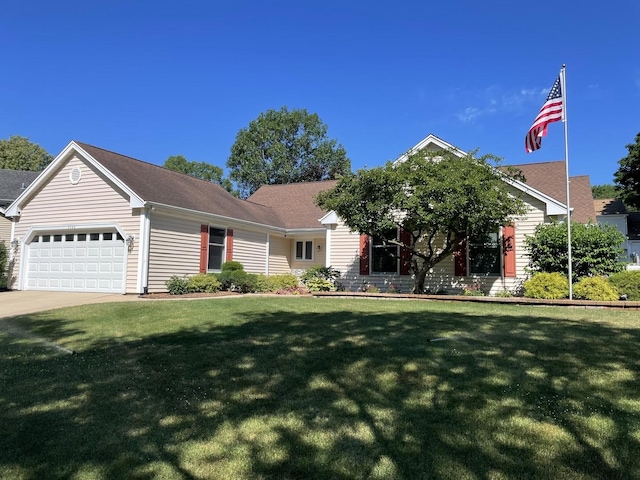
[0,169,39,211]
[7,141,284,229]
[248,180,338,229]
[594,198,626,216]
[507,161,596,223]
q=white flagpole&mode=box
[561,64,573,299]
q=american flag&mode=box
[525,75,564,153]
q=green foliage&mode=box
[217,270,258,293]
[591,184,619,199]
[187,273,221,293]
[614,132,640,210]
[573,277,619,301]
[163,155,236,194]
[0,135,53,171]
[221,261,245,272]
[165,275,190,295]
[300,265,341,292]
[316,148,527,294]
[306,278,335,292]
[523,272,570,299]
[525,221,626,280]
[0,241,8,289]
[227,106,351,198]
[494,289,513,298]
[254,274,299,293]
[608,270,640,301]
[462,283,485,296]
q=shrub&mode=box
[255,274,299,293]
[525,221,626,280]
[573,277,619,301]
[494,289,513,298]
[523,272,569,299]
[608,270,640,301]
[306,278,335,292]
[187,273,221,293]
[462,283,485,296]
[221,261,244,272]
[0,241,7,289]
[166,275,190,295]
[217,270,257,293]
[300,265,341,290]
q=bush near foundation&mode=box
[573,277,619,301]
[187,273,221,293]
[523,272,570,299]
[608,271,640,301]
[255,274,299,293]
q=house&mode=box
[5,135,592,295]
[1,169,39,245]
[595,198,640,266]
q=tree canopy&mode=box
[591,184,618,199]
[226,106,351,198]
[0,136,53,171]
[614,132,640,209]
[316,148,527,293]
[163,155,235,194]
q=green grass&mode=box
[1,297,640,479]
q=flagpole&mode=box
[561,64,573,299]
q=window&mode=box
[469,232,500,275]
[103,232,113,240]
[53,234,62,242]
[372,229,398,273]
[295,241,313,260]
[65,234,74,242]
[77,234,87,241]
[208,227,226,271]
[90,233,100,241]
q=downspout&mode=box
[325,226,332,268]
[266,234,270,275]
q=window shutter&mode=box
[199,225,209,273]
[226,228,234,262]
[453,235,467,276]
[502,224,516,277]
[400,228,411,275]
[359,235,370,275]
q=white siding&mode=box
[147,214,201,293]
[233,229,267,273]
[13,156,140,293]
[268,236,291,274]
[0,215,11,245]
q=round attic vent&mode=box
[69,167,82,185]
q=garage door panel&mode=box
[26,232,126,293]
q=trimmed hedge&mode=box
[608,270,640,301]
[573,277,619,301]
[523,272,569,299]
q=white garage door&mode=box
[26,231,126,293]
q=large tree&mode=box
[614,132,640,209]
[163,155,235,194]
[591,184,618,199]
[0,136,53,171]
[316,148,527,293]
[227,106,351,198]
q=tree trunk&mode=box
[412,267,430,294]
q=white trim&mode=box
[137,209,151,294]
[294,240,314,261]
[325,226,332,268]
[320,211,339,225]
[265,234,270,275]
[5,141,145,217]
[393,134,467,165]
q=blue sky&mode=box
[2,1,638,186]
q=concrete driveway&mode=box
[0,290,142,319]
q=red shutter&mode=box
[199,225,209,273]
[400,228,411,275]
[359,235,370,275]
[454,235,467,276]
[226,228,234,262]
[503,224,516,277]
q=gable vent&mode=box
[69,167,82,185]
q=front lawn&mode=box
[1,298,639,479]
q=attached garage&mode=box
[25,230,126,293]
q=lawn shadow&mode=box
[1,302,640,479]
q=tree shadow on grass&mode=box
[1,304,640,479]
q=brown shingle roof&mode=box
[507,161,596,223]
[594,198,627,216]
[248,180,338,229]
[76,142,283,228]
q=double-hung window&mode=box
[295,240,313,261]
[372,229,398,274]
[468,232,500,275]
[208,227,226,271]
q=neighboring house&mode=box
[595,198,640,265]
[0,169,39,245]
[5,135,591,295]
